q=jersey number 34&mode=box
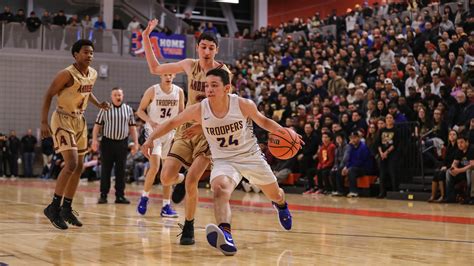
[160,108,172,118]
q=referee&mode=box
[92,87,139,204]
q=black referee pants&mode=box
[100,137,128,197]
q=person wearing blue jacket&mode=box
[342,130,373,198]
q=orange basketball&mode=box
[268,127,301,160]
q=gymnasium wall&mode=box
[268,0,381,25]
[0,51,187,135]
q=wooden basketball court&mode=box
[1,179,473,265]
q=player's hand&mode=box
[143,19,158,37]
[99,101,111,111]
[40,122,51,139]
[140,140,153,159]
[295,133,305,147]
[92,139,99,152]
[183,124,202,139]
[131,143,139,155]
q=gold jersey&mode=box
[56,64,98,116]
[186,59,230,106]
[175,60,230,137]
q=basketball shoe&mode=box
[44,204,68,230]
[171,173,186,204]
[137,196,148,215]
[178,220,195,245]
[272,201,292,230]
[160,204,178,218]
[206,224,237,256]
[60,207,83,227]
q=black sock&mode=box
[276,201,287,209]
[184,219,194,227]
[51,193,62,209]
[62,197,73,209]
[219,223,231,232]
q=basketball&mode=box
[268,127,301,160]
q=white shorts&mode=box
[210,152,277,188]
[147,130,174,158]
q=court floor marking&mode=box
[2,180,474,225]
[0,199,473,245]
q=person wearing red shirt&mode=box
[315,132,336,194]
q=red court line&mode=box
[3,180,474,225]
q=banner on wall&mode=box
[131,31,186,60]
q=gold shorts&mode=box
[168,133,210,168]
[50,111,88,155]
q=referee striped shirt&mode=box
[95,104,136,140]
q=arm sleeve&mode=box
[128,106,136,126]
[326,144,336,168]
[346,146,353,168]
[95,109,105,125]
[341,145,350,168]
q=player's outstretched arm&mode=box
[239,98,304,145]
[239,98,282,133]
[142,19,192,75]
[178,88,185,113]
[40,70,71,138]
[89,93,110,110]
[141,103,201,157]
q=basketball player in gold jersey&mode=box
[41,39,110,230]
[142,19,230,244]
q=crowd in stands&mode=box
[227,0,474,202]
[0,6,143,32]
[0,6,149,51]
[2,1,474,204]
[0,129,39,180]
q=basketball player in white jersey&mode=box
[136,73,185,217]
[141,19,230,245]
[41,39,110,229]
[141,68,301,256]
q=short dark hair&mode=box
[457,132,469,141]
[322,132,333,140]
[71,39,94,56]
[206,68,230,85]
[111,87,122,91]
[197,32,218,47]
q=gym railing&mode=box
[0,22,267,62]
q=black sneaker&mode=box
[178,222,195,245]
[115,196,130,204]
[60,207,83,227]
[98,194,107,204]
[172,181,186,204]
[44,204,68,230]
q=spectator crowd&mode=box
[227,0,474,202]
[1,1,474,205]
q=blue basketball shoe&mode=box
[137,196,148,215]
[160,204,178,218]
[206,223,237,256]
[272,201,292,230]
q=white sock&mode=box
[163,199,170,206]
[177,173,185,184]
[142,191,149,197]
